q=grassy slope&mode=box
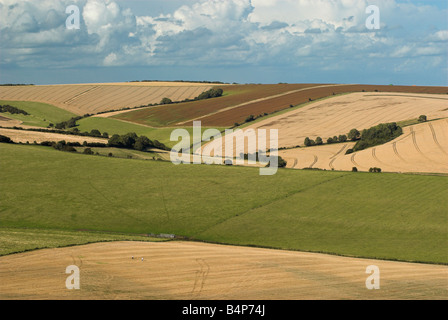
[0,228,166,256]
[77,117,225,149]
[0,100,77,127]
[1,143,447,264]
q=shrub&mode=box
[195,88,224,100]
[315,137,323,145]
[339,135,348,143]
[160,97,173,105]
[418,115,427,122]
[245,115,256,123]
[83,148,94,155]
[352,167,358,172]
[345,149,354,155]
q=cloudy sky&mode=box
[0,0,447,85]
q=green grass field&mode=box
[1,143,447,264]
[0,228,166,256]
[0,100,77,128]
[77,117,225,149]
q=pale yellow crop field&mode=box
[0,83,213,116]
[0,128,108,145]
[248,92,448,149]
[0,241,446,300]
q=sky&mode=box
[0,0,447,86]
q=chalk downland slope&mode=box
[0,241,446,300]
[0,83,213,116]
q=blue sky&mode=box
[0,0,447,86]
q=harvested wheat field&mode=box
[203,92,448,155]
[0,241,446,300]
[0,83,213,116]
[279,119,448,174]
[0,128,108,145]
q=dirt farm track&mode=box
[0,241,446,300]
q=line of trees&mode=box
[108,132,169,151]
[304,123,402,153]
[0,105,29,116]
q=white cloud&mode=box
[0,0,447,83]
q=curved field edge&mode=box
[0,143,447,264]
[0,100,77,128]
[0,228,167,256]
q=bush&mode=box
[304,137,315,147]
[245,115,256,123]
[195,88,224,100]
[315,137,323,145]
[352,167,358,172]
[83,148,94,155]
[348,129,361,141]
[160,98,173,105]
[339,135,348,143]
[369,167,382,173]
[345,149,354,155]
[418,115,427,122]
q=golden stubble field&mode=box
[279,118,448,173]
[0,82,213,115]
[0,241,446,300]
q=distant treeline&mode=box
[0,105,29,116]
[129,80,229,84]
[0,125,109,139]
[0,84,34,86]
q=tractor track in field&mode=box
[309,155,318,168]
[63,86,100,104]
[428,122,448,156]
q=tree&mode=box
[352,167,358,172]
[83,148,94,155]
[90,129,102,137]
[304,137,313,147]
[327,137,334,144]
[134,136,152,151]
[339,135,348,143]
[348,129,360,141]
[102,132,109,139]
[315,137,323,145]
[418,115,427,122]
[160,97,173,105]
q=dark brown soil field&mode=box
[113,83,325,127]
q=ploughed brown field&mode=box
[0,82,213,116]
[113,83,326,127]
[1,241,446,300]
